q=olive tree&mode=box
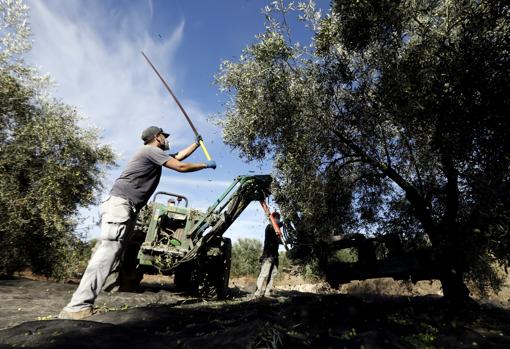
[0,0,115,278]
[217,0,509,299]
[230,238,263,277]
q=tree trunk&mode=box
[439,268,470,302]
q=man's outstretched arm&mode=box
[174,135,205,161]
[164,157,215,172]
[173,143,199,161]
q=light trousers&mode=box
[255,257,278,296]
[64,196,137,311]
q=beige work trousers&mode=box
[64,196,137,311]
[255,257,278,297]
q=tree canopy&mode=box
[0,0,115,278]
[217,0,509,297]
[230,238,262,277]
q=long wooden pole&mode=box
[141,51,212,160]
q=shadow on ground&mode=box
[1,278,510,348]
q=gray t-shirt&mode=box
[110,146,172,210]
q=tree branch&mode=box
[331,128,437,241]
[398,130,424,193]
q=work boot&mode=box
[58,307,95,320]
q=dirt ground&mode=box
[1,273,510,348]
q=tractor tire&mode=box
[173,238,232,299]
[197,237,232,299]
[174,261,199,293]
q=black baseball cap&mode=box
[141,126,170,144]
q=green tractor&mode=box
[107,175,281,299]
[104,174,450,300]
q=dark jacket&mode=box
[261,223,282,263]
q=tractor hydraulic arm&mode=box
[190,175,272,246]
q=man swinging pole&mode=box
[59,127,216,319]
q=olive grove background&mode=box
[217,0,509,298]
[0,0,115,278]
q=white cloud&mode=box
[25,0,270,242]
[26,0,202,157]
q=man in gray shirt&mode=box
[59,126,215,319]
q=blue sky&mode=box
[25,0,329,242]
